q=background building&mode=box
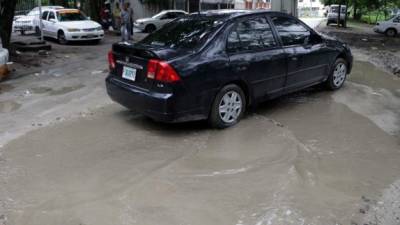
[114,0,298,20]
[234,0,297,16]
[298,0,325,17]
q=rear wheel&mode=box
[326,58,348,90]
[144,24,156,33]
[209,84,246,129]
[385,28,397,37]
[58,31,68,45]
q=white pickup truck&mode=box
[326,5,347,26]
[373,15,400,37]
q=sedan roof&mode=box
[189,10,287,20]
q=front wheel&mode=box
[144,24,156,33]
[209,84,246,129]
[385,28,397,37]
[58,31,68,45]
[326,58,348,90]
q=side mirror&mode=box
[87,17,91,20]
[49,19,56,23]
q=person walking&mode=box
[120,2,131,41]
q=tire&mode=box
[92,39,101,45]
[144,24,156,33]
[35,26,41,36]
[385,28,397,37]
[20,30,25,35]
[326,58,348,90]
[57,31,68,45]
[326,21,330,26]
[209,84,246,129]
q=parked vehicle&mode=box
[374,15,400,37]
[13,6,64,35]
[106,10,353,128]
[134,10,188,33]
[0,47,9,80]
[326,5,347,26]
[39,8,104,44]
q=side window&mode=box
[160,13,168,20]
[394,16,400,23]
[271,16,310,46]
[176,12,185,18]
[48,12,55,20]
[227,17,277,52]
[169,13,178,19]
[42,11,49,20]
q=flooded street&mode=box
[1,33,400,224]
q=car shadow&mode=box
[112,85,329,133]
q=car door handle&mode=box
[291,57,298,61]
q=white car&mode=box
[13,6,64,35]
[374,15,400,37]
[134,10,187,33]
[39,8,104,44]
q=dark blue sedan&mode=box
[106,10,353,128]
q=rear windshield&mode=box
[139,16,225,49]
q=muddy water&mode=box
[334,61,400,136]
[29,84,85,96]
[1,61,400,225]
[0,100,21,113]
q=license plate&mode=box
[122,66,137,81]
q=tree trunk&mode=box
[0,0,18,49]
[353,1,357,19]
[87,0,101,22]
[54,0,68,7]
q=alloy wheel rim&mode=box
[333,62,347,87]
[219,91,242,123]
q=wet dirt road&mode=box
[1,57,400,225]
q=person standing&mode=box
[127,2,134,36]
[120,2,131,41]
[113,2,121,31]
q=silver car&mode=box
[134,10,187,33]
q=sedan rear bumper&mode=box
[106,75,206,122]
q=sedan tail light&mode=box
[147,59,180,82]
[108,50,116,70]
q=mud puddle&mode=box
[349,61,400,93]
[0,84,15,94]
[1,93,399,225]
[0,100,21,113]
[28,84,85,96]
[333,61,400,136]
